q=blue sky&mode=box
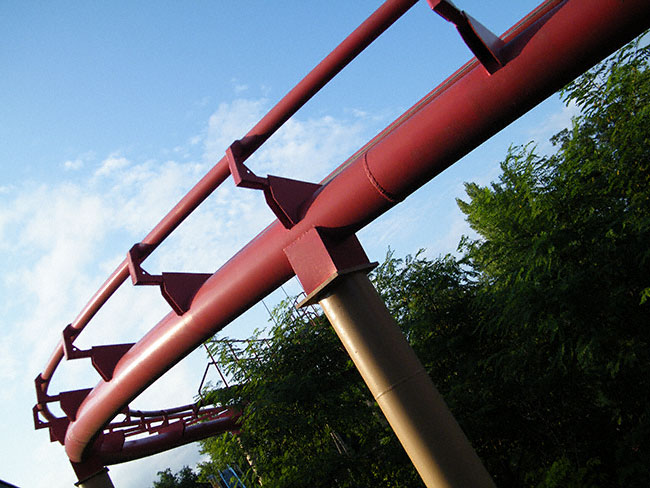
[0,1,579,486]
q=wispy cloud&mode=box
[95,154,130,176]
[1,95,373,487]
[62,151,95,171]
[63,158,84,170]
[230,77,249,95]
[254,115,366,182]
[203,98,268,160]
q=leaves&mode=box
[190,32,650,488]
[198,300,420,488]
[152,466,203,488]
[455,32,650,486]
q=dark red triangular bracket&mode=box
[61,323,83,360]
[33,405,48,430]
[48,416,70,444]
[62,324,135,381]
[70,458,109,485]
[429,0,506,74]
[33,374,70,444]
[98,430,126,454]
[160,272,213,315]
[34,373,57,407]
[59,388,93,421]
[91,344,135,381]
[226,139,322,229]
[127,244,212,315]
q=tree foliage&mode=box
[192,35,650,487]
[455,35,650,486]
[153,466,204,488]
[198,301,420,487]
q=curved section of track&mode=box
[33,0,650,480]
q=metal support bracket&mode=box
[284,227,377,307]
[48,416,71,444]
[62,324,135,381]
[429,0,505,74]
[226,139,322,229]
[32,402,68,444]
[33,374,93,444]
[33,374,65,440]
[59,388,93,421]
[71,459,112,486]
[127,243,212,315]
[100,431,126,455]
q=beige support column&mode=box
[75,468,115,488]
[318,271,495,488]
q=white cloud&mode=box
[196,96,211,107]
[0,95,374,487]
[259,83,272,96]
[95,154,130,176]
[31,437,79,487]
[228,77,250,94]
[202,97,367,184]
[63,158,84,170]
[431,207,478,258]
[62,151,95,171]
[203,98,268,161]
[345,106,395,125]
[0,338,18,383]
[253,115,365,182]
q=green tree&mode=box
[198,300,421,488]
[455,35,650,486]
[195,35,650,488]
[153,466,204,488]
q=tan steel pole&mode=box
[318,271,495,488]
[75,468,115,488]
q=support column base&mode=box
[75,467,115,488]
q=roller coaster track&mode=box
[33,0,650,484]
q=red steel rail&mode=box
[34,0,419,477]
[33,0,650,481]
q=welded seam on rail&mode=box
[321,59,478,187]
[321,0,563,188]
[362,153,399,203]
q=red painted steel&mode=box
[33,0,650,477]
[100,415,241,466]
[37,0,418,401]
[430,0,506,73]
[68,405,239,480]
[284,228,375,301]
[34,0,419,470]
[227,140,324,229]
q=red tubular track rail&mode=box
[34,0,650,481]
